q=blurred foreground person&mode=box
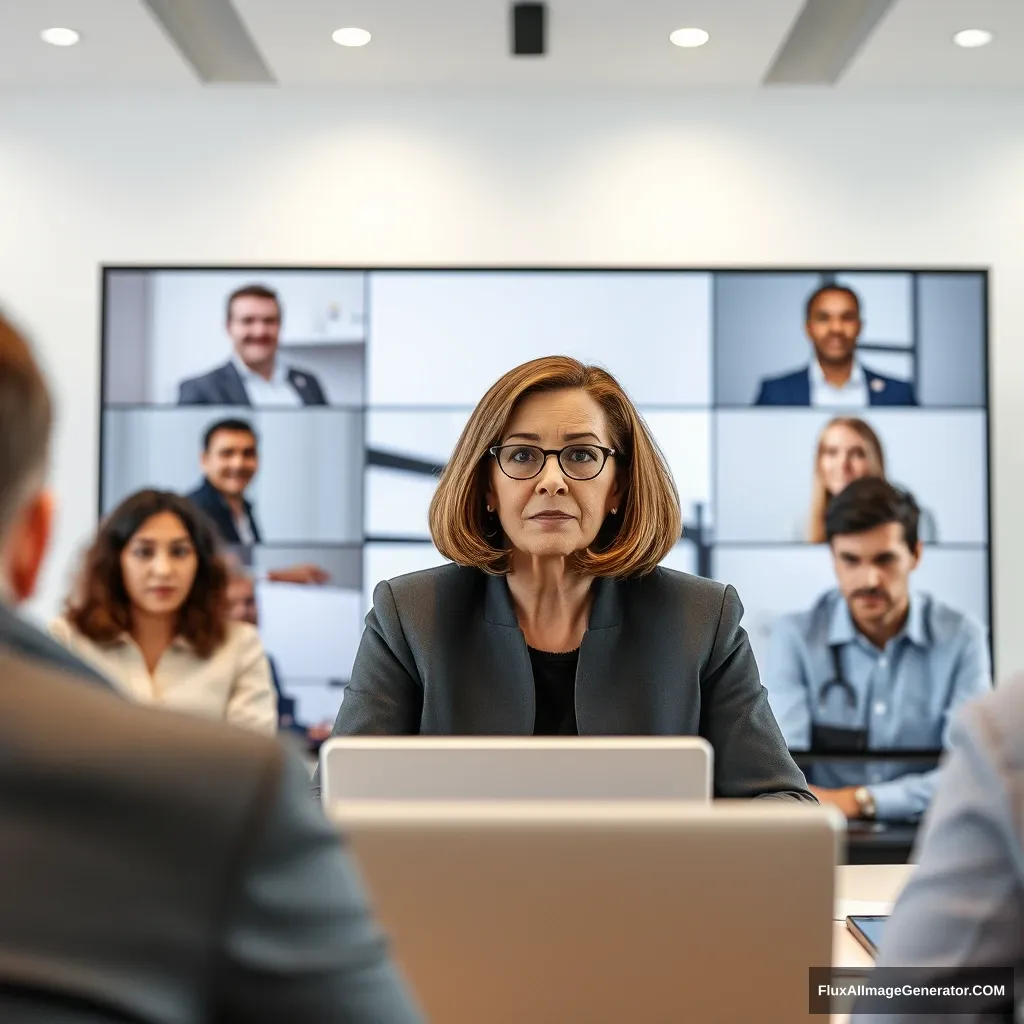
[0,310,421,1023]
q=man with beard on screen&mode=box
[754,284,917,406]
[762,477,989,823]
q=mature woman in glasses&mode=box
[319,355,813,801]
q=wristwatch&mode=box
[853,786,877,819]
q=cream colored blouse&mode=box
[48,617,278,736]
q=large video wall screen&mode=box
[101,268,990,723]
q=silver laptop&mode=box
[319,736,712,806]
[331,800,842,1023]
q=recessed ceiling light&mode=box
[670,27,709,48]
[40,27,80,47]
[953,28,993,48]
[332,27,371,47]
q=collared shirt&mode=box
[809,358,868,407]
[231,353,302,407]
[47,617,278,736]
[233,506,256,546]
[763,589,991,821]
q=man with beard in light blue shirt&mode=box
[763,477,990,823]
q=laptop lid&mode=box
[330,800,841,1023]
[319,736,713,805]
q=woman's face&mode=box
[819,423,876,496]
[486,388,622,563]
[119,511,199,618]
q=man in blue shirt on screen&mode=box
[754,284,917,406]
[763,477,990,822]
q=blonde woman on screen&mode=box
[803,417,937,544]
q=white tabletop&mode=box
[832,863,913,969]
[835,863,914,915]
[830,863,914,1022]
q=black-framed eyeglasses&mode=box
[488,444,617,481]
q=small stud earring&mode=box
[611,507,618,515]
[486,505,493,513]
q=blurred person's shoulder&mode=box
[0,606,112,684]
[962,674,1024,770]
[0,644,284,823]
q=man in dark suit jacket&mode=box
[185,417,328,585]
[186,417,262,544]
[177,284,327,406]
[754,283,918,407]
[0,309,421,1023]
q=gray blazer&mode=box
[852,676,1024,1022]
[0,603,421,1024]
[177,360,327,405]
[316,564,814,803]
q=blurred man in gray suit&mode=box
[0,309,421,1022]
[851,678,1023,1022]
[177,284,328,406]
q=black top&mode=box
[529,646,579,735]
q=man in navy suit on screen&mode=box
[177,284,328,406]
[754,284,917,407]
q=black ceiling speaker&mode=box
[512,2,546,56]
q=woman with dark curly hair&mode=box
[49,489,277,735]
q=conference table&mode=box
[830,862,914,1021]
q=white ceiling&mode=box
[0,0,194,86]
[0,0,1019,89]
[844,0,1024,85]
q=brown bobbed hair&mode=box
[65,489,229,657]
[429,356,682,578]
[807,416,886,544]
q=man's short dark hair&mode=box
[226,285,281,323]
[203,418,258,453]
[0,312,53,533]
[825,477,920,550]
[805,284,860,322]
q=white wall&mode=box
[0,87,1020,674]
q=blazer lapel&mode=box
[797,367,812,406]
[199,479,242,544]
[472,575,534,733]
[288,369,311,404]
[222,362,252,406]
[575,576,641,733]
[243,499,262,543]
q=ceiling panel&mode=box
[844,0,1024,86]
[0,0,1018,90]
[0,0,195,85]
[233,0,807,86]
[763,0,898,85]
